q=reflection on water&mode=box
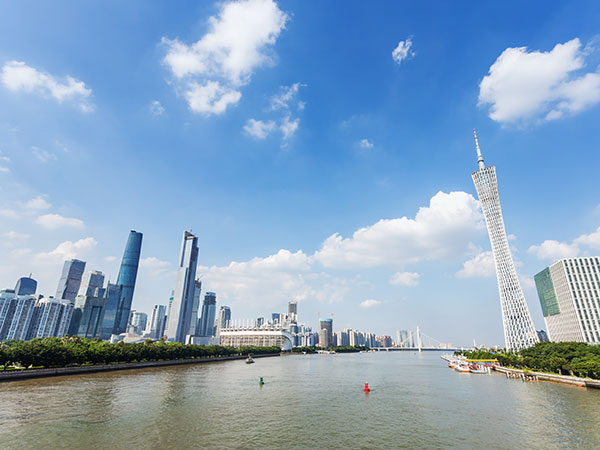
[1,352,599,449]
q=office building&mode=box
[220,325,293,351]
[164,290,175,334]
[99,283,121,340]
[114,230,143,334]
[216,306,231,335]
[0,295,36,340]
[15,277,37,296]
[537,330,549,343]
[166,231,199,343]
[396,330,409,347]
[535,257,600,343]
[318,318,333,347]
[129,311,148,334]
[31,298,73,338]
[255,317,265,327]
[55,259,86,303]
[288,301,297,322]
[198,292,217,336]
[188,279,202,336]
[78,270,106,297]
[146,304,167,340]
[272,313,282,324]
[471,131,538,350]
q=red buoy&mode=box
[364,383,370,392]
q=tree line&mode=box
[457,342,600,379]
[0,337,280,370]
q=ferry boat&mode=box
[455,362,471,373]
[246,356,255,364]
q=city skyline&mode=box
[1,1,600,346]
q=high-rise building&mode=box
[288,301,297,322]
[164,290,175,334]
[55,259,86,303]
[198,292,217,336]
[129,311,148,334]
[69,293,106,338]
[99,283,121,340]
[318,318,333,347]
[396,330,409,347]
[535,257,600,343]
[271,313,282,324]
[255,317,265,328]
[471,131,538,350]
[114,231,143,334]
[188,279,202,336]
[31,298,73,338]
[15,277,37,296]
[216,306,231,334]
[78,270,106,297]
[0,295,36,340]
[146,304,167,340]
[166,231,199,343]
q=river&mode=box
[1,351,599,449]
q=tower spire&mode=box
[473,129,485,170]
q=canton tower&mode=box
[471,130,538,350]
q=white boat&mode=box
[470,365,490,374]
[246,356,255,364]
[455,362,471,373]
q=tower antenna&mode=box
[473,129,485,170]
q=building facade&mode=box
[188,279,202,336]
[166,231,199,343]
[15,277,37,296]
[198,292,217,337]
[220,326,293,351]
[535,257,600,343]
[114,230,143,334]
[55,259,86,303]
[471,131,538,350]
[146,304,167,340]
[318,318,333,347]
[216,306,231,335]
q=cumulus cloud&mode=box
[479,38,600,124]
[280,115,299,142]
[34,237,97,264]
[392,38,415,64]
[360,299,382,308]
[139,256,172,278]
[456,250,495,278]
[2,231,30,241]
[389,271,420,286]
[574,226,600,249]
[35,213,84,230]
[528,239,580,261]
[32,146,57,163]
[243,118,276,138]
[359,139,374,149]
[0,60,93,112]
[150,100,165,116]
[0,166,9,173]
[162,0,288,115]
[25,196,51,210]
[314,191,484,269]
[270,83,303,111]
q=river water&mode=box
[1,351,599,449]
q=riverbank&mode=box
[0,353,279,382]
[494,365,600,389]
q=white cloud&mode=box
[359,139,374,149]
[11,248,31,258]
[25,196,51,210]
[35,213,84,230]
[360,299,382,309]
[243,118,276,139]
[32,146,57,163]
[574,226,600,249]
[389,271,420,286]
[0,209,18,218]
[392,38,415,64]
[456,250,495,278]
[0,156,10,162]
[150,100,165,116]
[314,191,484,269]
[104,256,118,263]
[528,239,580,261]
[0,60,93,112]
[280,115,299,141]
[34,237,97,264]
[0,166,9,173]
[139,256,172,277]
[2,231,30,241]
[270,83,303,110]
[479,38,600,124]
[162,0,288,115]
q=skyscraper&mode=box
[471,131,538,350]
[288,300,297,322]
[198,292,217,336]
[78,270,105,297]
[188,279,202,336]
[114,231,143,334]
[216,305,231,333]
[318,318,333,347]
[55,259,86,303]
[99,283,121,340]
[15,277,37,296]
[147,304,167,340]
[166,231,199,343]
[535,257,600,343]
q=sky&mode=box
[1,0,600,347]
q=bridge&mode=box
[373,326,465,352]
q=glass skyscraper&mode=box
[15,277,37,296]
[471,131,538,350]
[100,283,121,340]
[166,231,199,343]
[199,292,217,336]
[55,259,86,303]
[114,230,143,334]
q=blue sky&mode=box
[1,0,600,346]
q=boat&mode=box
[455,362,471,373]
[246,356,255,364]
[469,364,490,374]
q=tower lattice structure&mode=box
[471,131,538,350]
